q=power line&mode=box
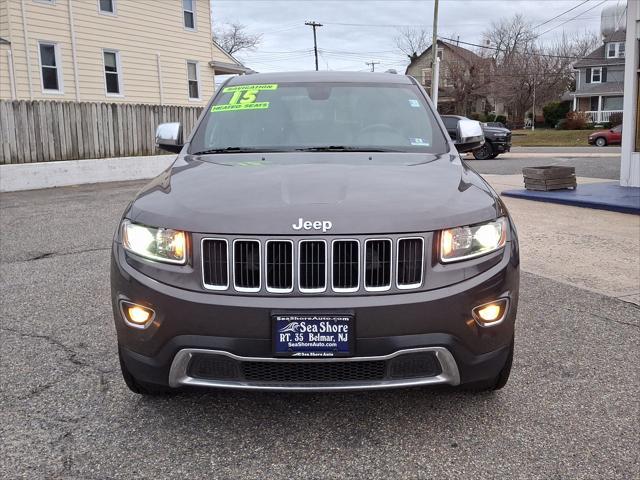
[533,0,608,39]
[533,0,592,29]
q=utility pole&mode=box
[532,74,536,131]
[365,60,380,72]
[305,21,323,71]
[431,0,440,109]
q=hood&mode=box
[128,153,500,235]
[482,126,510,134]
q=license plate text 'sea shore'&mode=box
[273,314,353,357]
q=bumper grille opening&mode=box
[397,238,424,288]
[186,351,443,385]
[365,239,392,290]
[242,361,386,382]
[233,240,260,291]
[332,240,359,291]
[202,239,229,289]
[266,241,293,292]
[299,240,326,292]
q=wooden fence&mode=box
[0,100,204,164]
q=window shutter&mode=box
[602,67,607,82]
[585,68,591,84]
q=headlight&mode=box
[121,220,187,264]
[440,217,507,263]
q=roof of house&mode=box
[574,30,626,68]
[210,39,251,74]
[404,40,486,74]
[572,82,624,96]
[604,30,626,42]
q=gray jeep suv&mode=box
[111,71,519,394]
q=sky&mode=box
[211,0,621,73]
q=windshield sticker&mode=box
[211,84,278,113]
[410,138,430,146]
[408,99,420,108]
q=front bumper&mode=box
[492,140,511,153]
[112,241,519,390]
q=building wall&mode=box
[575,65,625,91]
[1,0,228,106]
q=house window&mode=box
[437,48,444,60]
[607,42,625,58]
[103,50,122,95]
[603,96,623,111]
[421,68,431,86]
[98,0,116,14]
[183,0,196,30]
[591,67,602,83]
[38,42,62,93]
[187,61,200,99]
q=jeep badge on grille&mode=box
[292,218,333,233]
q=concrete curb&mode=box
[0,155,176,192]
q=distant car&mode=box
[441,115,512,159]
[588,125,622,147]
[485,122,507,129]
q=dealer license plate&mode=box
[272,314,353,357]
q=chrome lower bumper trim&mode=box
[168,347,461,391]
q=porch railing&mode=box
[584,110,623,124]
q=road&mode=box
[466,147,621,179]
[1,181,638,479]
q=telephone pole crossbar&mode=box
[305,21,323,71]
[365,61,380,72]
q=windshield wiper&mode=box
[191,147,289,155]
[294,146,400,152]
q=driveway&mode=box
[1,181,638,479]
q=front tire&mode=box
[473,142,494,160]
[119,346,172,395]
[595,137,607,147]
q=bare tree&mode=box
[483,15,599,123]
[395,28,430,60]
[213,23,262,56]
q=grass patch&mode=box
[511,129,593,147]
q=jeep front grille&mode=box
[298,240,327,292]
[332,240,359,292]
[201,236,425,294]
[233,240,260,292]
[397,238,424,288]
[266,240,293,293]
[364,239,392,291]
[202,239,229,290]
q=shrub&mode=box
[469,112,482,121]
[543,101,571,128]
[564,111,588,130]
[609,112,623,126]
[495,115,507,125]
[555,119,567,130]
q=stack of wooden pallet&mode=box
[522,166,577,191]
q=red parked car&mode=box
[588,125,622,147]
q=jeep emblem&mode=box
[292,218,333,233]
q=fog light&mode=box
[472,299,508,326]
[120,301,155,329]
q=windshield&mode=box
[189,81,448,155]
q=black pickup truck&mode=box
[441,115,512,160]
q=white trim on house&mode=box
[591,67,602,83]
[606,41,625,59]
[186,59,200,101]
[36,40,64,95]
[101,48,124,97]
[182,0,197,32]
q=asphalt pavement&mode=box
[1,181,638,479]
[466,147,621,179]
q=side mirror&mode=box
[455,119,485,153]
[155,122,183,154]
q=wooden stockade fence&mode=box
[0,100,203,164]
